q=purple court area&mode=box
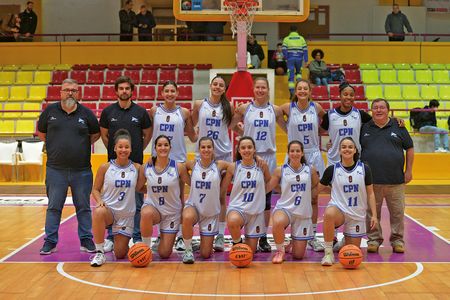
[3,196,450,263]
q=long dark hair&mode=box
[291,79,312,103]
[113,128,132,146]
[339,81,355,94]
[210,76,232,126]
[287,140,307,165]
[163,80,178,89]
[152,134,171,165]
[339,137,359,162]
[235,136,256,162]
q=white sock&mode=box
[334,229,338,239]
[275,243,285,252]
[312,224,317,236]
[142,237,152,248]
[184,238,192,250]
[219,222,226,235]
[176,231,182,238]
[95,243,104,253]
[233,237,242,244]
[324,241,333,253]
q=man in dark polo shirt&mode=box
[99,76,151,249]
[37,79,100,255]
[360,99,414,254]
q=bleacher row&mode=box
[0,63,213,136]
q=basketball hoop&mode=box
[223,0,259,38]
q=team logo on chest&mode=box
[202,172,206,179]
[212,110,216,117]
[296,174,301,182]
[348,176,353,183]
[121,172,125,178]
[158,177,162,184]
[166,115,170,122]
[259,111,264,118]
[343,119,348,126]
[303,115,307,122]
[247,171,251,179]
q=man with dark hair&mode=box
[99,76,152,251]
[247,35,265,69]
[37,79,100,254]
[119,0,136,41]
[136,5,156,41]
[385,3,413,41]
[360,99,414,254]
[282,25,308,95]
[418,99,449,153]
[19,1,37,42]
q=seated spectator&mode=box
[247,35,265,69]
[270,43,287,75]
[418,100,449,153]
[7,14,21,41]
[308,48,330,86]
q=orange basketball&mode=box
[229,243,253,268]
[338,244,363,269]
[128,243,152,267]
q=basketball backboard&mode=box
[174,0,310,23]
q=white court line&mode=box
[0,212,77,263]
[404,213,450,244]
[56,262,424,297]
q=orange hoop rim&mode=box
[223,0,259,14]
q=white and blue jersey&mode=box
[186,160,221,217]
[152,104,186,162]
[228,160,266,215]
[244,103,276,154]
[197,98,232,161]
[287,101,320,153]
[327,108,361,165]
[102,160,138,218]
[144,159,181,216]
[329,161,367,221]
[275,163,312,218]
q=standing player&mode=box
[150,80,197,250]
[267,140,319,263]
[191,76,233,252]
[221,137,271,253]
[90,129,140,267]
[99,76,152,251]
[318,137,378,266]
[280,79,326,252]
[230,77,286,252]
[181,137,230,264]
[137,135,191,259]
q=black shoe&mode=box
[80,238,96,253]
[39,241,57,255]
[257,236,272,252]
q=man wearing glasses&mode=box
[37,79,100,255]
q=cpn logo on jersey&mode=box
[115,180,131,187]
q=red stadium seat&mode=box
[124,70,140,84]
[101,85,117,100]
[51,71,68,85]
[160,64,177,70]
[80,102,99,117]
[138,85,156,101]
[327,64,340,71]
[90,64,107,70]
[329,85,340,101]
[98,102,114,110]
[87,71,104,84]
[159,70,176,83]
[311,86,329,100]
[107,64,125,70]
[72,64,89,70]
[156,86,164,100]
[353,101,369,111]
[178,102,192,110]
[142,64,159,70]
[354,85,366,100]
[70,70,87,84]
[141,70,158,84]
[345,70,362,84]
[105,70,122,84]
[316,101,331,110]
[46,86,61,101]
[342,63,359,70]
[137,101,153,110]
[178,64,195,69]
[83,86,100,101]
[177,86,193,100]
[177,69,194,84]
[196,64,212,70]
[42,102,48,110]
[125,64,143,70]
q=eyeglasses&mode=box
[61,89,79,94]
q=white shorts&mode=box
[273,208,313,241]
[328,204,366,238]
[142,202,181,234]
[186,205,219,236]
[304,149,325,178]
[258,151,277,173]
[227,208,266,238]
[109,208,134,238]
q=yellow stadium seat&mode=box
[15,120,36,135]
[439,86,450,100]
[1,65,19,71]
[54,64,72,71]
[437,119,447,129]
[402,85,421,100]
[33,71,51,85]
[9,86,28,101]
[384,85,403,100]
[37,64,55,71]
[407,101,425,110]
[433,70,450,84]
[389,101,408,118]
[397,70,415,84]
[20,64,38,71]
[365,85,383,100]
[0,120,15,135]
[3,103,22,118]
[416,70,433,84]
[420,85,439,100]
[403,118,412,132]
[0,87,8,101]
[0,72,15,85]
[27,86,46,101]
[436,101,448,117]
[380,70,398,84]
[361,70,380,84]
[15,71,33,84]
[22,103,41,118]
[376,63,393,70]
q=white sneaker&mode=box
[103,239,114,253]
[90,252,106,267]
[435,148,445,153]
[213,234,225,252]
[152,237,160,252]
[333,238,345,252]
[182,249,195,264]
[175,237,186,251]
[321,252,335,266]
[308,237,325,252]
